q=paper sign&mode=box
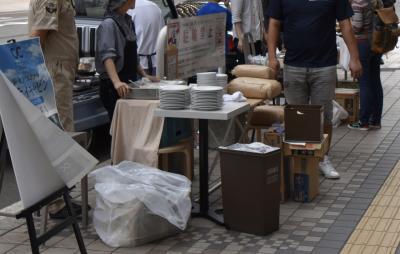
[166,13,226,79]
[0,72,98,208]
[0,38,63,129]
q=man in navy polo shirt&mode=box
[267,0,362,179]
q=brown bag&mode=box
[228,77,282,100]
[231,65,276,80]
[371,7,400,54]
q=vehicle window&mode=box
[75,0,173,20]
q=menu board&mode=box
[166,13,226,79]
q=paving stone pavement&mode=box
[2,71,400,253]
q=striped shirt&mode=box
[351,0,373,40]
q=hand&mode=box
[349,58,362,79]
[268,57,280,78]
[145,75,161,83]
[113,81,130,98]
[237,38,243,52]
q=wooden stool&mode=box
[158,138,193,181]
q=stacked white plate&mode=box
[191,86,223,111]
[159,85,189,110]
[197,72,217,86]
[216,74,228,87]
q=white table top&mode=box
[154,102,250,120]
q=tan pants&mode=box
[47,60,76,213]
[47,60,76,132]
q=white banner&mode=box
[166,13,226,79]
[0,72,98,208]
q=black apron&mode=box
[100,17,138,119]
[138,52,156,75]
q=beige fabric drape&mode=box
[110,100,164,167]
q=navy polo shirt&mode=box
[267,0,353,68]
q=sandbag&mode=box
[250,105,284,126]
[232,65,276,79]
[228,77,282,99]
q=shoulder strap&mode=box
[105,16,127,38]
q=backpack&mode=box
[371,5,400,54]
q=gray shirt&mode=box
[95,12,137,79]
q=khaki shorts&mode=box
[283,65,336,124]
[47,60,76,132]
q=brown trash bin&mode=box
[219,147,281,235]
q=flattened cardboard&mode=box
[283,134,329,159]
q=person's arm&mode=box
[30,30,49,48]
[267,17,281,75]
[231,0,244,51]
[234,23,244,51]
[137,65,160,82]
[104,58,130,98]
[339,18,362,79]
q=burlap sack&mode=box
[228,77,282,99]
[232,65,276,79]
[250,105,284,126]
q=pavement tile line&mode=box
[340,161,400,254]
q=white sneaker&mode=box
[319,156,340,179]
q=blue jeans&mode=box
[357,40,383,125]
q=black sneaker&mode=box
[348,122,369,130]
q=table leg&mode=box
[199,119,209,214]
[192,119,224,225]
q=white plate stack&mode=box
[159,85,189,110]
[191,86,224,111]
[216,74,228,91]
[197,72,217,86]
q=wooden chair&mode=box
[158,138,194,181]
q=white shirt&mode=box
[231,0,264,41]
[128,0,164,70]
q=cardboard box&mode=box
[284,105,324,143]
[283,134,329,159]
[283,135,329,202]
[335,88,359,124]
[290,157,320,202]
[336,80,360,89]
[264,131,283,148]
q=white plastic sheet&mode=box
[220,142,280,154]
[332,100,349,128]
[90,161,192,247]
[338,36,350,71]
